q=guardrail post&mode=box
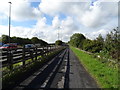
[22,45,25,66]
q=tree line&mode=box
[69,27,120,60]
[0,35,48,46]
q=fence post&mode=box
[47,46,48,56]
[22,45,25,66]
[35,46,37,61]
[55,45,57,49]
[50,45,51,53]
[30,50,34,61]
[42,46,45,61]
[8,49,13,70]
[42,46,44,57]
[45,46,47,56]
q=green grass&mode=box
[70,46,118,88]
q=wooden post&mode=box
[50,45,51,53]
[30,50,33,61]
[22,45,25,66]
[45,46,47,56]
[28,48,33,61]
[47,46,48,56]
[8,49,13,70]
[55,45,56,50]
[35,47,37,61]
[42,46,44,57]
[41,46,45,61]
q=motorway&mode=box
[13,47,99,89]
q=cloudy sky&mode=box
[0,0,119,43]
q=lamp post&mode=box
[8,2,12,44]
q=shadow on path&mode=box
[14,49,67,89]
[64,48,70,88]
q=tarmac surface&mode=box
[13,47,99,89]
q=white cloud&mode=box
[81,4,104,27]
[0,0,118,43]
[0,0,42,21]
[39,0,90,17]
[0,25,8,35]
[87,29,110,39]
[35,17,47,28]
[52,16,61,29]
[0,25,31,39]
[60,16,79,41]
[39,0,118,28]
[33,16,79,42]
[0,16,79,43]
[39,0,62,16]
[80,1,118,28]
[12,1,42,21]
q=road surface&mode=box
[13,47,99,89]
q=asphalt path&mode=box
[13,47,99,89]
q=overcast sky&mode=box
[0,0,119,43]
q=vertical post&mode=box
[47,46,48,56]
[45,46,47,56]
[55,45,57,49]
[30,49,33,61]
[8,49,13,70]
[42,46,45,61]
[8,2,12,44]
[50,45,51,52]
[42,46,44,57]
[35,46,37,61]
[22,45,25,66]
[8,2,12,70]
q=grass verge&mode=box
[70,46,118,88]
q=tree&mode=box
[0,34,48,46]
[31,37,40,44]
[55,40,63,45]
[90,40,104,53]
[93,34,104,52]
[11,36,18,43]
[83,39,93,51]
[0,36,2,42]
[96,34,104,43]
[70,33,86,48]
[39,39,48,46]
[2,35,9,43]
[104,27,120,59]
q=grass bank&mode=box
[70,46,118,88]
